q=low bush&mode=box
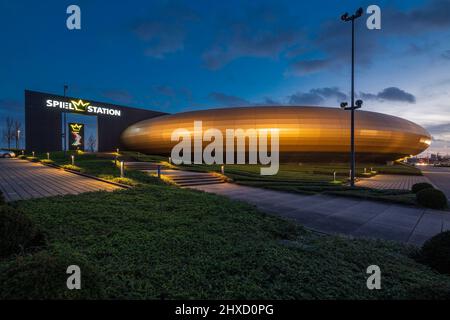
[17,155,26,159]
[61,164,82,172]
[0,206,46,259]
[0,250,104,299]
[109,177,137,186]
[412,182,434,194]
[40,159,54,164]
[26,157,39,162]
[420,231,450,275]
[416,188,448,209]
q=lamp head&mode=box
[341,12,349,21]
[355,100,363,108]
[355,7,364,17]
[340,102,348,109]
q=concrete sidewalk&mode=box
[190,183,450,246]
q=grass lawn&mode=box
[29,151,159,186]
[179,162,420,205]
[1,184,449,299]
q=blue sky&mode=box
[1,0,449,153]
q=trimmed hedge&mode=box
[0,250,104,299]
[0,190,4,206]
[411,182,434,194]
[0,206,46,259]
[416,188,448,209]
[420,231,450,275]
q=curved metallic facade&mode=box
[121,106,431,162]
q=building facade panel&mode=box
[121,106,431,162]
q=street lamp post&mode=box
[340,7,364,187]
[63,85,68,156]
[16,130,20,150]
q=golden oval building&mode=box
[121,106,431,162]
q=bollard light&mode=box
[21,150,24,155]
[47,152,50,160]
[221,165,225,175]
[120,161,124,178]
[349,170,352,181]
[71,155,75,166]
[169,157,172,164]
[364,168,367,174]
[116,148,120,155]
[157,165,161,178]
[333,171,336,182]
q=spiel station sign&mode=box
[46,98,122,117]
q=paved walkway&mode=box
[356,174,430,190]
[189,183,450,246]
[0,159,120,202]
[421,166,450,199]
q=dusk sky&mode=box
[1,0,449,154]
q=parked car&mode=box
[0,150,16,158]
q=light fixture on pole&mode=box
[17,130,21,149]
[63,85,68,156]
[340,7,364,187]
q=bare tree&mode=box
[13,119,22,149]
[2,117,14,149]
[87,134,96,152]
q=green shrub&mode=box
[420,231,450,275]
[61,164,82,172]
[26,157,39,162]
[17,155,26,159]
[412,182,434,194]
[110,177,137,186]
[0,206,46,259]
[416,188,448,209]
[40,159,54,164]
[0,250,104,299]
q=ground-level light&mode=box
[71,155,75,166]
[120,161,124,178]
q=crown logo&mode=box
[71,99,90,112]
[70,123,83,132]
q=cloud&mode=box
[442,50,450,60]
[132,1,197,58]
[208,92,250,106]
[384,0,450,34]
[202,4,303,70]
[146,85,193,110]
[288,87,347,105]
[361,87,416,103]
[287,59,332,76]
[101,90,133,104]
[286,0,450,76]
[289,92,324,105]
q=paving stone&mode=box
[414,214,444,234]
